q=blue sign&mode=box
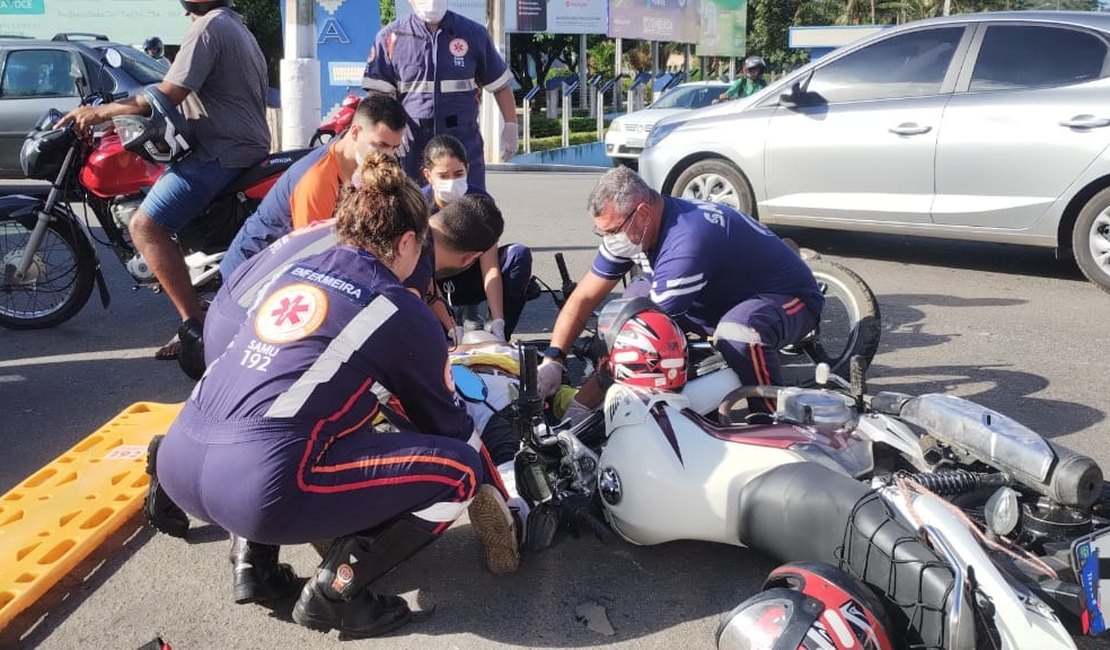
[281,0,381,120]
[0,0,44,15]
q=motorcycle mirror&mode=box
[814,363,830,386]
[984,486,1020,537]
[103,48,123,68]
[450,365,488,403]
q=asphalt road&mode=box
[2,172,1109,649]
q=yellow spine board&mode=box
[0,401,183,630]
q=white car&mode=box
[604,81,729,164]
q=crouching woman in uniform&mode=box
[155,153,518,638]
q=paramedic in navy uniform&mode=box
[362,0,519,190]
[537,166,825,415]
[154,154,520,638]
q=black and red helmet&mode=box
[717,562,894,650]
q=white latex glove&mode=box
[536,357,564,398]
[500,122,519,162]
[487,318,506,342]
[448,325,464,348]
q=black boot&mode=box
[229,536,300,604]
[143,435,189,538]
[292,520,437,638]
[177,318,206,380]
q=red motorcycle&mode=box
[0,90,311,329]
[309,91,359,147]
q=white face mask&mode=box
[411,0,448,23]
[602,231,642,259]
[433,178,468,203]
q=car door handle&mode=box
[888,123,932,136]
[1059,115,1110,129]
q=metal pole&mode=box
[596,88,604,140]
[523,98,531,153]
[614,38,623,112]
[943,0,951,16]
[579,33,588,109]
[729,57,735,80]
[684,43,691,76]
[561,92,571,147]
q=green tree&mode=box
[381,0,396,24]
[237,0,282,85]
[747,0,810,71]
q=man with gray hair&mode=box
[537,166,824,413]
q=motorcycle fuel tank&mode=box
[599,384,809,547]
[80,134,164,198]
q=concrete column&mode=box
[481,0,506,164]
[279,0,321,149]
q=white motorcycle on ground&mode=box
[450,303,1110,650]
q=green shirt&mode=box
[725,77,768,100]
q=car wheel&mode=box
[672,159,754,214]
[1072,186,1110,294]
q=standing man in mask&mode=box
[361,0,518,190]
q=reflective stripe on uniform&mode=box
[441,78,478,93]
[265,295,399,418]
[238,235,338,309]
[362,77,397,94]
[397,80,436,94]
[484,69,512,93]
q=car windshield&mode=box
[93,45,167,84]
[650,86,723,110]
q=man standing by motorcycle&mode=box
[55,0,269,361]
[536,167,824,414]
[220,94,408,279]
[361,0,519,190]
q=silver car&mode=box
[639,11,1110,293]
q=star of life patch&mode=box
[255,283,329,344]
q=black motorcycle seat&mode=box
[738,462,955,647]
[738,461,869,564]
[219,148,315,197]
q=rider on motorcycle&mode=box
[537,166,824,414]
[154,154,521,638]
[220,94,408,279]
[55,0,270,361]
[143,36,171,66]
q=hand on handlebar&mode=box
[537,357,564,398]
[54,104,112,134]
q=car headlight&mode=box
[645,121,682,149]
[608,120,622,132]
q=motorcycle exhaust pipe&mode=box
[899,394,1103,509]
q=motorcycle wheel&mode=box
[782,257,881,383]
[0,216,95,330]
[310,130,335,147]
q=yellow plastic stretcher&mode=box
[0,402,182,630]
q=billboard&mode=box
[0,0,189,46]
[697,0,745,57]
[506,0,608,34]
[608,0,700,43]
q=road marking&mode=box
[0,348,161,369]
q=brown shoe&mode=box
[468,484,519,575]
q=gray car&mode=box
[0,34,167,177]
[639,11,1110,293]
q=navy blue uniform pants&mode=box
[157,407,506,545]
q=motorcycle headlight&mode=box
[645,120,682,149]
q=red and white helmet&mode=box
[599,297,687,392]
[717,562,894,650]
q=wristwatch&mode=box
[543,346,567,364]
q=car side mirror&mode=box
[779,81,806,107]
